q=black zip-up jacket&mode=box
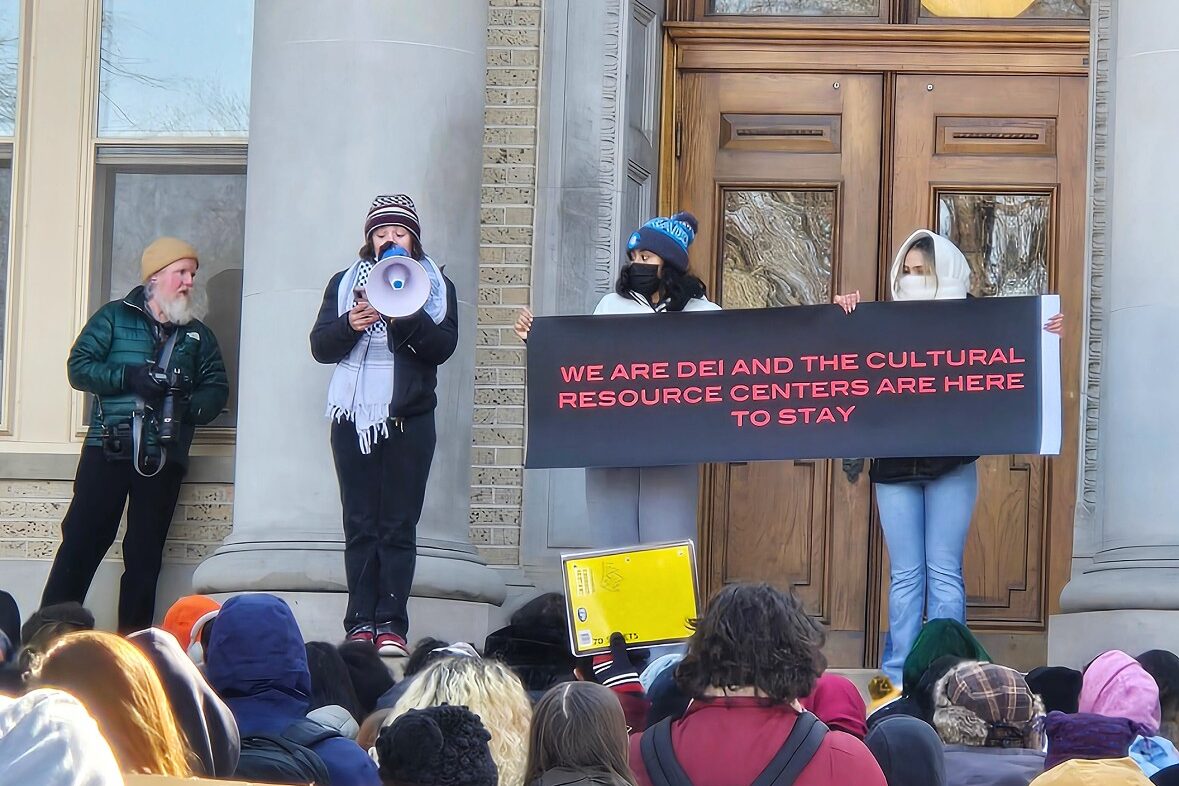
[869,455,978,485]
[309,268,458,419]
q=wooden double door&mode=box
[678,72,1086,668]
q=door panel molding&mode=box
[668,23,1088,75]
[935,117,1057,156]
[720,113,843,153]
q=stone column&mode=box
[193,0,505,642]
[1049,0,1179,666]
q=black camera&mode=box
[150,367,188,446]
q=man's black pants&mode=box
[331,413,436,637]
[41,446,185,633]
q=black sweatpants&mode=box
[331,413,436,636]
[41,445,185,633]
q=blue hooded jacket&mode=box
[205,594,379,786]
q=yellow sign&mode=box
[562,541,699,656]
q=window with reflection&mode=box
[936,191,1051,297]
[720,189,835,309]
[91,0,253,431]
[0,0,19,408]
[710,0,879,15]
[94,162,246,427]
[99,0,252,137]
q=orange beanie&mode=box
[161,595,221,649]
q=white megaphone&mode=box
[366,246,431,318]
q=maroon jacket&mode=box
[629,697,886,786]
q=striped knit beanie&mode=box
[364,194,421,243]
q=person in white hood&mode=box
[835,229,1062,685]
[0,688,123,786]
[514,211,719,547]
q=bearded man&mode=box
[41,237,228,632]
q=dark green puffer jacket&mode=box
[69,286,229,466]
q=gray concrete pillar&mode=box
[1049,0,1179,666]
[193,0,505,641]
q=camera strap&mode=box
[132,328,180,478]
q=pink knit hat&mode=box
[1079,650,1162,736]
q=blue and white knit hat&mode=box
[626,211,698,273]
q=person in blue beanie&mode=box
[514,211,719,547]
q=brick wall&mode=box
[0,480,232,564]
[470,0,542,567]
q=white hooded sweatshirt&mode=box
[593,290,721,315]
[889,229,972,301]
[0,689,123,786]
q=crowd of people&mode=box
[2,583,1179,785]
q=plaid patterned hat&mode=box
[946,662,1038,746]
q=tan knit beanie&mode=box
[141,237,199,282]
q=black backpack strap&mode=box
[750,712,829,786]
[240,731,333,784]
[639,717,694,786]
[283,717,343,748]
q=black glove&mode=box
[124,364,167,404]
[592,632,642,693]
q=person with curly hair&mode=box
[627,582,885,786]
[382,656,533,786]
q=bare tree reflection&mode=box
[99,7,249,135]
[938,193,1050,298]
[711,0,876,14]
[722,190,834,309]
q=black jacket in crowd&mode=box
[309,268,459,418]
[869,455,978,485]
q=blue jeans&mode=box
[876,461,978,683]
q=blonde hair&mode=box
[35,630,192,776]
[387,657,532,786]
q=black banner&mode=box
[525,296,1060,469]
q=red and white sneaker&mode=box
[346,625,375,646]
[375,628,409,658]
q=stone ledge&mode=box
[0,453,234,483]
[210,589,498,647]
[1048,609,1179,668]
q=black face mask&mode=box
[628,264,661,297]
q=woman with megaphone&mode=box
[514,211,719,549]
[310,194,458,657]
